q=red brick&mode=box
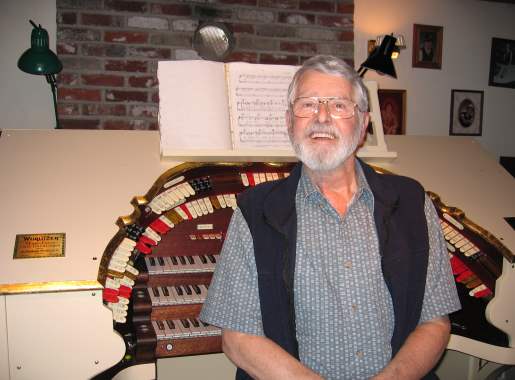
[57,73,79,86]
[227,23,254,34]
[150,3,192,16]
[57,42,78,55]
[58,103,80,116]
[259,53,299,65]
[60,119,100,129]
[82,74,124,87]
[81,13,118,27]
[148,121,159,130]
[103,119,148,130]
[58,88,101,101]
[151,91,159,103]
[104,0,147,12]
[299,0,334,13]
[128,76,158,88]
[220,0,256,5]
[280,41,318,54]
[127,47,171,59]
[226,51,258,63]
[317,15,353,28]
[105,31,148,44]
[82,43,126,57]
[339,31,354,41]
[58,12,78,25]
[105,60,148,72]
[258,0,297,9]
[337,3,354,14]
[82,104,127,116]
[106,90,147,102]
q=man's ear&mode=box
[285,109,292,130]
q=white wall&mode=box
[355,0,515,159]
[0,0,56,130]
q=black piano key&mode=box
[175,286,183,296]
[149,257,156,266]
[187,256,194,265]
[200,255,207,264]
[190,318,200,328]
[184,285,192,295]
[156,320,165,330]
[171,256,178,265]
[162,286,170,296]
[158,256,165,266]
[193,284,201,294]
[152,287,159,297]
[181,319,190,328]
[208,254,216,264]
[166,320,175,329]
[179,256,186,265]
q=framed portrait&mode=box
[412,24,443,69]
[449,90,483,136]
[378,89,406,135]
[488,37,515,89]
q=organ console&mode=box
[1,131,513,379]
[96,160,514,378]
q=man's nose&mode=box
[316,101,331,123]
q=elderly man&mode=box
[200,55,460,380]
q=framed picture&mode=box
[488,37,515,89]
[449,90,483,136]
[378,89,406,135]
[412,24,443,69]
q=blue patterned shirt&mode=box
[200,161,461,379]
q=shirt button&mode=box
[344,260,352,268]
[351,304,358,312]
[356,350,364,358]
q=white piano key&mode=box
[148,287,161,306]
[120,237,137,248]
[152,320,167,340]
[217,194,227,208]
[241,173,249,187]
[178,183,191,198]
[185,202,198,219]
[253,173,260,185]
[272,173,279,180]
[191,200,203,217]
[184,181,196,196]
[259,173,266,183]
[196,199,208,215]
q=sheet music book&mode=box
[158,60,298,153]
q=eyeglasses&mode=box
[292,97,358,119]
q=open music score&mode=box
[96,163,513,378]
[229,68,293,149]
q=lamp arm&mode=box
[45,74,61,129]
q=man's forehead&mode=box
[296,70,352,95]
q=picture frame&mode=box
[412,24,443,69]
[488,37,515,89]
[378,89,406,135]
[449,90,483,136]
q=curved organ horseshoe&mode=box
[95,163,514,378]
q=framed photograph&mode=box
[378,89,406,135]
[412,24,443,69]
[449,90,483,136]
[488,37,515,89]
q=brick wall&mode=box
[56,0,354,130]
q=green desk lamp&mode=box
[17,20,63,129]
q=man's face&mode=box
[287,70,368,172]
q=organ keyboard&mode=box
[96,162,514,378]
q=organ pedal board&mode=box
[94,162,514,378]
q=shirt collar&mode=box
[298,159,374,210]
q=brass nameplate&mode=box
[14,233,66,259]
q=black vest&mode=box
[236,161,432,379]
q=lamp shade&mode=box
[17,22,62,75]
[360,34,397,79]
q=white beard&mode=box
[289,121,362,172]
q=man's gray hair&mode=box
[287,55,369,113]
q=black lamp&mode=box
[358,34,398,79]
[18,20,63,129]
